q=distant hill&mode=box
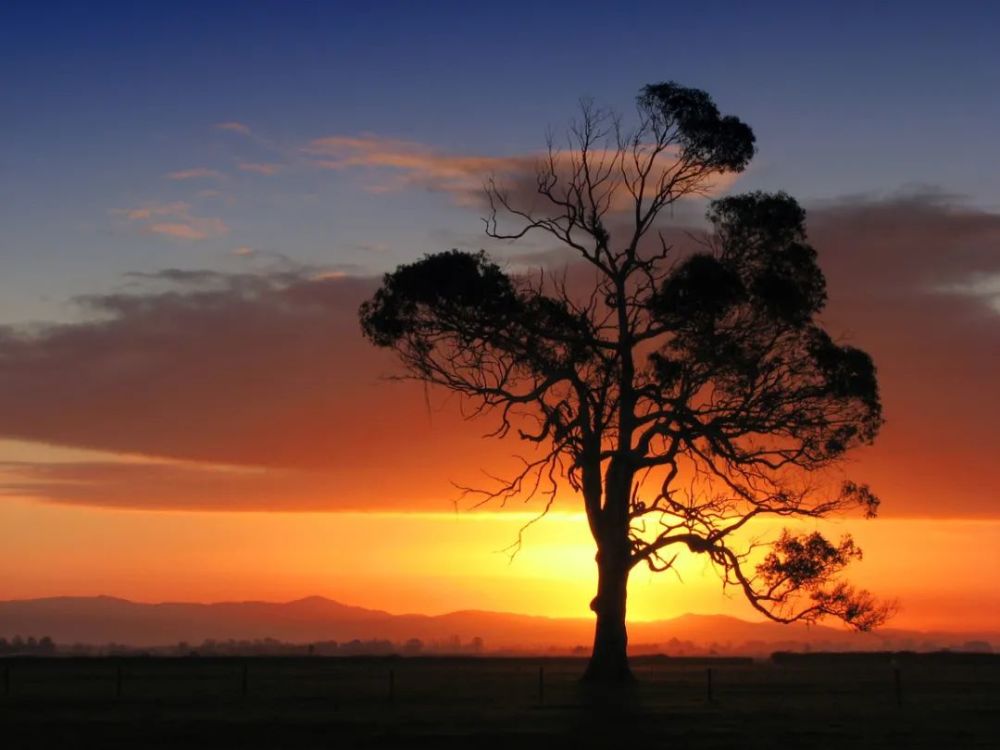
[0,596,995,655]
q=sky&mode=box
[0,1,998,633]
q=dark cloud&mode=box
[0,193,997,515]
[0,269,525,510]
[808,192,1000,517]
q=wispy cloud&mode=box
[305,134,741,208]
[306,134,528,205]
[238,162,283,176]
[147,220,227,241]
[933,272,1000,314]
[117,201,229,241]
[215,121,252,136]
[165,167,225,181]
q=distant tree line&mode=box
[1,635,488,658]
[1,634,991,658]
[166,635,485,657]
[0,636,56,655]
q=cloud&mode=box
[215,121,252,136]
[305,134,739,208]
[145,220,228,241]
[120,201,190,222]
[238,162,282,175]
[804,191,1000,518]
[306,134,525,205]
[0,268,511,511]
[117,201,229,241]
[165,168,225,181]
[2,193,998,515]
[933,272,1000,314]
[0,458,413,512]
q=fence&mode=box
[1,654,994,711]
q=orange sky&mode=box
[2,496,997,632]
[0,174,998,637]
[2,3,1000,647]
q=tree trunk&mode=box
[582,545,633,683]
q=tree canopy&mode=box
[360,81,889,680]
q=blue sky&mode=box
[1,0,998,323]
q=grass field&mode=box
[0,655,996,748]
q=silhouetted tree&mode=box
[360,82,888,683]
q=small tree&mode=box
[360,82,888,682]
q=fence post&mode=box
[538,665,544,706]
[893,666,902,708]
[241,662,249,699]
[388,668,395,703]
[115,664,123,700]
[3,664,9,698]
[706,667,713,703]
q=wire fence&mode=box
[1,655,997,712]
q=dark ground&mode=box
[0,654,996,748]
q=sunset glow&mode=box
[2,2,998,646]
[5,6,1000,750]
[1,496,996,632]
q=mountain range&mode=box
[1,596,995,655]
